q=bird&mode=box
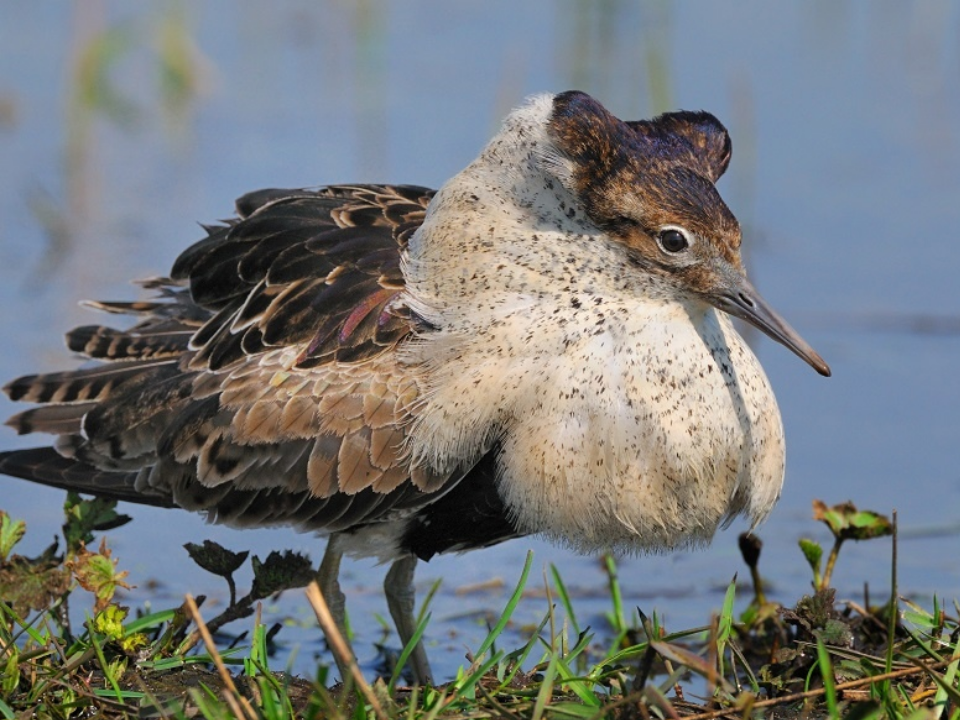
[0,90,829,684]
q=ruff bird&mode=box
[1,91,829,683]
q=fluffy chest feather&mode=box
[403,287,785,553]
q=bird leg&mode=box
[384,554,433,685]
[317,534,352,680]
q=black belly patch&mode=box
[400,449,521,561]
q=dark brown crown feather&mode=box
[627,111,732,183]
[547,91,739,244]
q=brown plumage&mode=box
[4,185,452,518]
[1,92,829,684]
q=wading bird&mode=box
[1,91,829,684]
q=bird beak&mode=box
[711,277,831,377]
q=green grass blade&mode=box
[729,639,760,694]
[598,641,649,668]
[416,577,442,627]
[123,607,178,633]
[550,563,581,637]
[531,652,559,720]
[553,653,601,707]
[603,554,626,634]
[449,651,504,703]
[473,549,534,660]
[388,611,431,693]
[0,698,16,720]
[244,618,269,677]
[83,615,126,703]
[816,638,839,719]
[495,612,551,690]
[551,701,601,718]
[91,688,145,700]
[0,602,49,646]
[932,630,960,718]
[715,575,737,678]
[389,572,440,692]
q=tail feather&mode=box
[4,359,178,404]
[66,324,193,361]
[0,447,174,507]
[6,402,96,435]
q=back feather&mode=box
[2,184,464,534]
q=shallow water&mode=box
[1,1,959,680]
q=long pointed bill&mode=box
[712,278,831,377]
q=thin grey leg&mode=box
[384,554,433,685]
[317,534,351,681]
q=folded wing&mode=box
[2,184,461,532]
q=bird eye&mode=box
[656,227,690,254]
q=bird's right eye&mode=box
[656,227,691,254]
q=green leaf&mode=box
[799,537,823,570]
[93,604,128,641]
[119,632,149,654]
[1,649,19,697]
[812,500,893,542]
[0,512,26,563]
[70,541,131,611]
[62,493,131,552]
[815,618,854,647]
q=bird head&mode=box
[545,91,830,376]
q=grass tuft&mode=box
[0,499,958,718]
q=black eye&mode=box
[657,228,689,254]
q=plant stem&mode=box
[820,538,844,591]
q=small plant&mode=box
[801,499,893,592]
[182,538,316,652]
[1,496,958,719]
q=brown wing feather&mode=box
[1,184,458,534]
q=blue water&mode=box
[2,1,959,680]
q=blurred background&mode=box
[1,1,958,679]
